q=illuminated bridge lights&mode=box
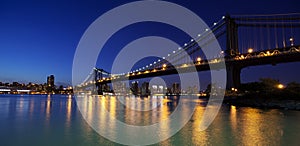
[79,45,300,89]
[289,47,300,53]
[181,64,188,68]
[248,48,254,53]
[272,50,280,55]
[209,59,221,63]
[197,57,202,63]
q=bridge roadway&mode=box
[94,46,300,89]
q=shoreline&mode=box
[225,95,300,111]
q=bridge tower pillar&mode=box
[94,69,103,95]
[225,15,239,56]
[226,64,241,89]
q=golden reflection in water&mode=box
[45,95,51,121]
[65,97,72,128]
[240,108,264,145]
[124,97,139,125]
[43,94,52,130]
[157,97,172,146]
[191,106,208,145]
[178,98,195,145]
[87,96,94,124]
[161,98,171,121]
[144,98,150,125]
[95,95,118,140]
[108,96,116,136]
[230,105,237,132]
[238,108,282,146]
[98,96,106,135]
[151,97,163,124]
[136,98,143,124]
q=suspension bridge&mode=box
[76,13,300,95]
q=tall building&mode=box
[172,83,180,95]
[130,81,139,96]
[47,75,55,93]
[141,82,150,96]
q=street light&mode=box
[290,37,294,46]
[163,64,167,68]
[248,48,254,53]
[277,84,284,89]
[197,57,201,62]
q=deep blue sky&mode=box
[0,0,299,86]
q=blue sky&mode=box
[0,0,299,86]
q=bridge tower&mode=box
[225,14,239,56]
[94,68,110,95]
[225,15,241,89]
[94,69,102,95]
[226,64,241,90]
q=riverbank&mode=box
[226,93,300,110]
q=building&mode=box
[113,82,127,94]
[151,85,165,95]
[47,75,55,87]
[141,82,150,96]
[47,75,55,93]
[130,81,139,95]
[172,83,180,95]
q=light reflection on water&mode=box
[0,94,299,146]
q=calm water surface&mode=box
[0,94,299,146]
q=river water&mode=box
[0,94,299,146]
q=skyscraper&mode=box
[47,75,55,93]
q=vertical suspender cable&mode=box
[259,20,264,51]
[267,16,271,50]
[275,19,278,49]
[282,17,286,48]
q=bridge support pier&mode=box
[226,65,241,89]
[95,82,104,95]
[96,83,103,95]
[94,69,103,95]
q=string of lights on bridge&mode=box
[77,13,300,87]
[118,15,226,76]
[115,13,299,77]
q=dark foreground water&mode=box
[0,94,299,146]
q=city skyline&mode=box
[0,0,299,86]
[0,1,300,145]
